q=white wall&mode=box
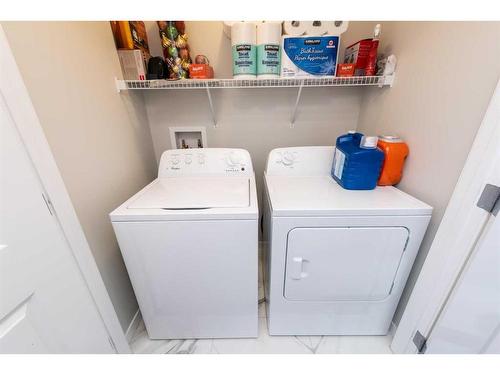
[356,21,500,323]
[145,88,362,192]
[1,21,158,331]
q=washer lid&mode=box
[128,176,250,209]
[265,174,432,216]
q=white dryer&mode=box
[263,146,432,336]
[110,148,258,339]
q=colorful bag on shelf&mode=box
[158,21,192,79]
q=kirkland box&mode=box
[280,35,340,78]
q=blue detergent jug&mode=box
[331,131,385,190]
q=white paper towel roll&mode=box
[231,22,257,44]
[305,21,329,36]
[223,21,263,39]
[231,22,257,79]
[257,22,282,44]
[256,22,282,79]
[222,21,236,38]
[325,21,349,35]
[282,21,312,36]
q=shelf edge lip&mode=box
[115,74,396,91]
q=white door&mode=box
[424,163,500,354]
[0,94,114,353]
[425,212,499,353]
[390,80,500,354]
[284,227,409,301]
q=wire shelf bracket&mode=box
[290,82,304,128]
[205,84,217,128]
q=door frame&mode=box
[0,25,130,353]
[391,79,500,353]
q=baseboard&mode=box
[125,309,141,343]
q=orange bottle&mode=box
[377,136,409,186]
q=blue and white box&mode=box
[280,35,340,78]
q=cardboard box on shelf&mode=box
[336,63,355,77]
[117,49,146,80]
[189,64,214,79]
[344,39,373,76]
[111,21,151,62]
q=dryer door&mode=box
[284,227,409,301]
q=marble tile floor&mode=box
[128,246,394,354]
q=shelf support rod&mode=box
[205,84,217,128]
[290,81,304,128]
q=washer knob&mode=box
[282,151,296,166]
[226,152,241,167]
[172,157,180,165]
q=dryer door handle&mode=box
[290,257,308,280]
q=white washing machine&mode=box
[110,148,258,339]
[263,146,432,336]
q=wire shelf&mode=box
[116,75,395,91]
[115,73,396,128]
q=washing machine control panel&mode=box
[265,146,335,176]
[159,148,253,177]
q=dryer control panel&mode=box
[265,146,335,176]
[159,148,253,177]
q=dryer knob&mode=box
[282,151,296,166]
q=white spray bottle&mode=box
[365,24,381,76]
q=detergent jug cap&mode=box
[348,130,356,134]
[360,136,378,149]
[379,135,403,143]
